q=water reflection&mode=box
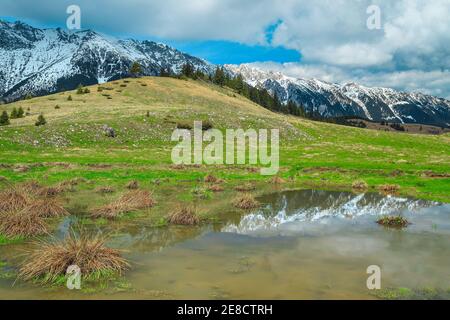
[223,190,444,236]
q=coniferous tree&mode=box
[272,93,282,112]
[35,114,46,126]
[76,84,84,94]
[17,107,24,118]
[213,67,226,86]
[160,67,170,77]
[10,107,18,119]
[130,61,142,77]
[234,74,246,95]
[181,63,195,78]
[0,111,10,126]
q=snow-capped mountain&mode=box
[0,20,214,102]
[226,64,450,127]
[1,20,449,127]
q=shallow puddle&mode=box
[1,190,449,299]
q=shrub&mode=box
[67,95,73,101]
[202,120,213,131]
[83,88,90,94]
[35,114,46,126]
[176,121,192,130]
[0,111,10,126]
[18,233,129,283]
[167,205,200,225]
[54,105,60,109]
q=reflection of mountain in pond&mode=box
[112,225,210,253]
[222,190,439,235]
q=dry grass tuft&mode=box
[234,183,256,192]
[20,180,43,195]
[208,184,224,192]
[167,205,200,225]
[0,211,48,238]
[376,215,410,228]
[19,233,129,282]
[95,186,115,194]
[269,176,286,184]
[0,189,30,213]
[204,174,223,183]
[352,180,369,191]
[92,190,155,219]
[378,184,400,195]
[36,187,62,198]
[126,180,139,190]
[22,199,69,218]
[233,194,260,210]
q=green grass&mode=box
[0,76,448,202]
[0,233,25,245]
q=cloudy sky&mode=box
[1,0,450,98]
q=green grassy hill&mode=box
[0,76,449,202]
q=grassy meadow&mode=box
[0,76,448,203]
[0,76,449,293]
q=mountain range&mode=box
[1,20,449,127]
[226,64,450,127]
[0,20,213,102]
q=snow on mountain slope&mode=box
[226,64,450,127]
[1,20,449,127]
[0,20,214,102]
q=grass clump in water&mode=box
[91,190,155,219]
[376,215,410,229]
[352,180,368,192]
[0,189,30,213]
[21,198,69,218]
[378,184,400,195]
[0,211,48,238]
[19,233,129,284]
[234,183,256,192]
[233,194,260,210]
[167,205,200,225]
